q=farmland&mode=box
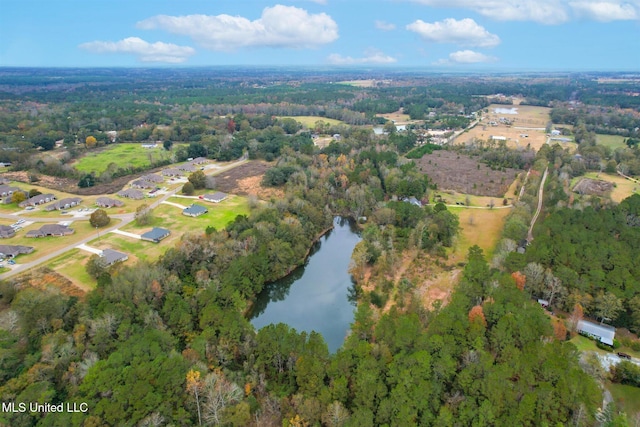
[416,150,521,197]
[72,143,174,174]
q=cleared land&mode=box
[417,151,521,197]
[457,105,551,151]
[214,161,284,200]
[448,206,512,263]
[571,172,639,203]
[72,143,174,174]
[278,116,343,128]
[46,249,94,292]
[596,134,627,150]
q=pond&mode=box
[249,217,362,353]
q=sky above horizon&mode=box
[1,0,639,71]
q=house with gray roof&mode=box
[0,245,34,259]
[117,189,144,200]
[141,227,170,243]
[177,164,196,172]
[202,192,228,203]
[0,185,21,197]
[26,224,74,238]
[577,319,616,346]
[19,193,56,207]
[131,179,155,189]
[45,197,82,211]
[190,157,208,165]
[0,225,16,239]
[96,197,124,208]
[141,174,164,183]
[183,204,208,217]
[101,248,128,266]
[162,168,182,177]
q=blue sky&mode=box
[1,0,639,70]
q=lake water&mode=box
[249,217,361,352]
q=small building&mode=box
[0,225,16,239]
[26,224,74,238]
[177,164,196,172]
[0,185,21,197]
[141,174,164,183]
[577,319,616,346]
[45,197,82,211]
[96,197,124,208]
[183,204,208,217]
[141,227,170,243]
[537,299,550,308]
[162,168,182,177]
[19,193,56,207]
[0,245,34,259]
[490,135,507,141]
[117,189,144,200]
[190,157,208,165]
[202,192,228,203]
[551,129,561,136]
[141,143,158,149]
[101,248,128,266]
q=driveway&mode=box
[110,229,141,240]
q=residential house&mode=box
[131,179,155,189]
[190,157,208,165]
[19,193,56,208]
[183,204,208,217]
[0,245,34,259]
[101,248,128,266]
[577,319,616,346]
[202,192,228,203]
[0,185,20,197]
[45,197,82,211]
[26,224,74,238]
[141,227,170,243]
[0,225,16,239]
[96,197,124,208]
[162,168,182,177]
[117,189,144,200]
[177,164,196,172]
[141,174,164,183]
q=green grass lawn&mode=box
[278,116,344,128]
[596,134,627,151]
[47,249,95,291]
[607,382,640,417]
[73,143,174,174]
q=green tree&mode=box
[163,140,173,151]
[135,203,153,226]
[595,292,623,322]
[78,173,95,188]
[86,254,108,278]
[188,170,206,189]
[11,191,26,204]
[182,182,195,195]
[90,209,111,228]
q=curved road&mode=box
[0,158,247,281]
[527,167,548,242]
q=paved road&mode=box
[527,167,548,242]
[0,158,248,281]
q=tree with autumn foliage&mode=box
[567,303,584,335]
[511,271,526,291]
[468,305,487,327]
[186,370,203,426]
[85,135,97,148]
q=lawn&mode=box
[447,206,512,263]
[607,382,640,417]
[46,249,95,291]
[596,134,628,151]
[278,116,344,128]
[73,143,174,174]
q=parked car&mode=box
[618,352,632,360]
[8,260,15,265]
[25,206,35,210]
[17,219,25,224]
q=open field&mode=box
[8,219,120,264]
[608,382,640,417]
[571,172,639,203]
[278,116,344,128]
[376,111,411,123]
[72,143,174,174]
[431,190,515,207]
[596,134,627,151]
[457,104,551,151]
[448,206,512,263]
[417,151,521,197]
[46,249,95,292]
[214,161,284,200]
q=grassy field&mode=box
[607,382,640,417]
[46,249,95,291]
[278,116,344,128]
[596,134,627,151]
[447,206,512,263]
[10,219,119,264]
[73,143,174,174]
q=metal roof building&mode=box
[183,204,208,217]
[577,320,616,346]
[141,227,171,243]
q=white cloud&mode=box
[435,50,498,64]
[375,20,396,31]
[79,37,195,63]
[327,49,397,65]
[408,0,570,24]
[137,5,338,51]
[406,18,500,47]
[569,1,638,21]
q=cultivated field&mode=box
[456,104,551,151]
[278,116,344,128]
[416,151,521,197]
[72,143,174,174]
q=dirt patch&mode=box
[10,267,86,298]
[573,178,614,196]
[214,161,283,199]
[416,151,520,197]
